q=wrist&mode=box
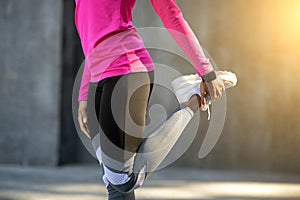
[79,100,87,106]
[201,71,217,82]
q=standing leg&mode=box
[95,72,153,199]
[90,72,201,195]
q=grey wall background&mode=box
[0,0,63,165]
[1,0,300,173]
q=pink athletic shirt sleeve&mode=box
[150,0,213,76]
[75,0,213,102]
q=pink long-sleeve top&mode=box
[75,0,213,102]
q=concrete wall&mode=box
[0,0,63,165]
[134,0,300,173]
[179,0,300,173]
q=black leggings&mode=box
[89,72,154,200]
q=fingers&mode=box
[216,79,225,101]
[204,81,216,103]
[203,79,225,104]
[200,82,207,110]
[201,96,207,111]
[210,86,217,103]
[78,111,91,139]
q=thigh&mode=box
[98,72,153,163]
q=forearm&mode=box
[78,62,91,102]
[150,0,214,76]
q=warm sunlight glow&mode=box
[276,0,300,46]
[262,0,300,72]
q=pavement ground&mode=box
[0,165,300,200]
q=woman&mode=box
[75,0,225,199]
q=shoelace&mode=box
[207,105,211,120]
[203,96,211,120]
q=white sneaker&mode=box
[216,71,238,89]
[171,71,237,119]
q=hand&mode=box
[78,101,91,139]
[200,78,225,110]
